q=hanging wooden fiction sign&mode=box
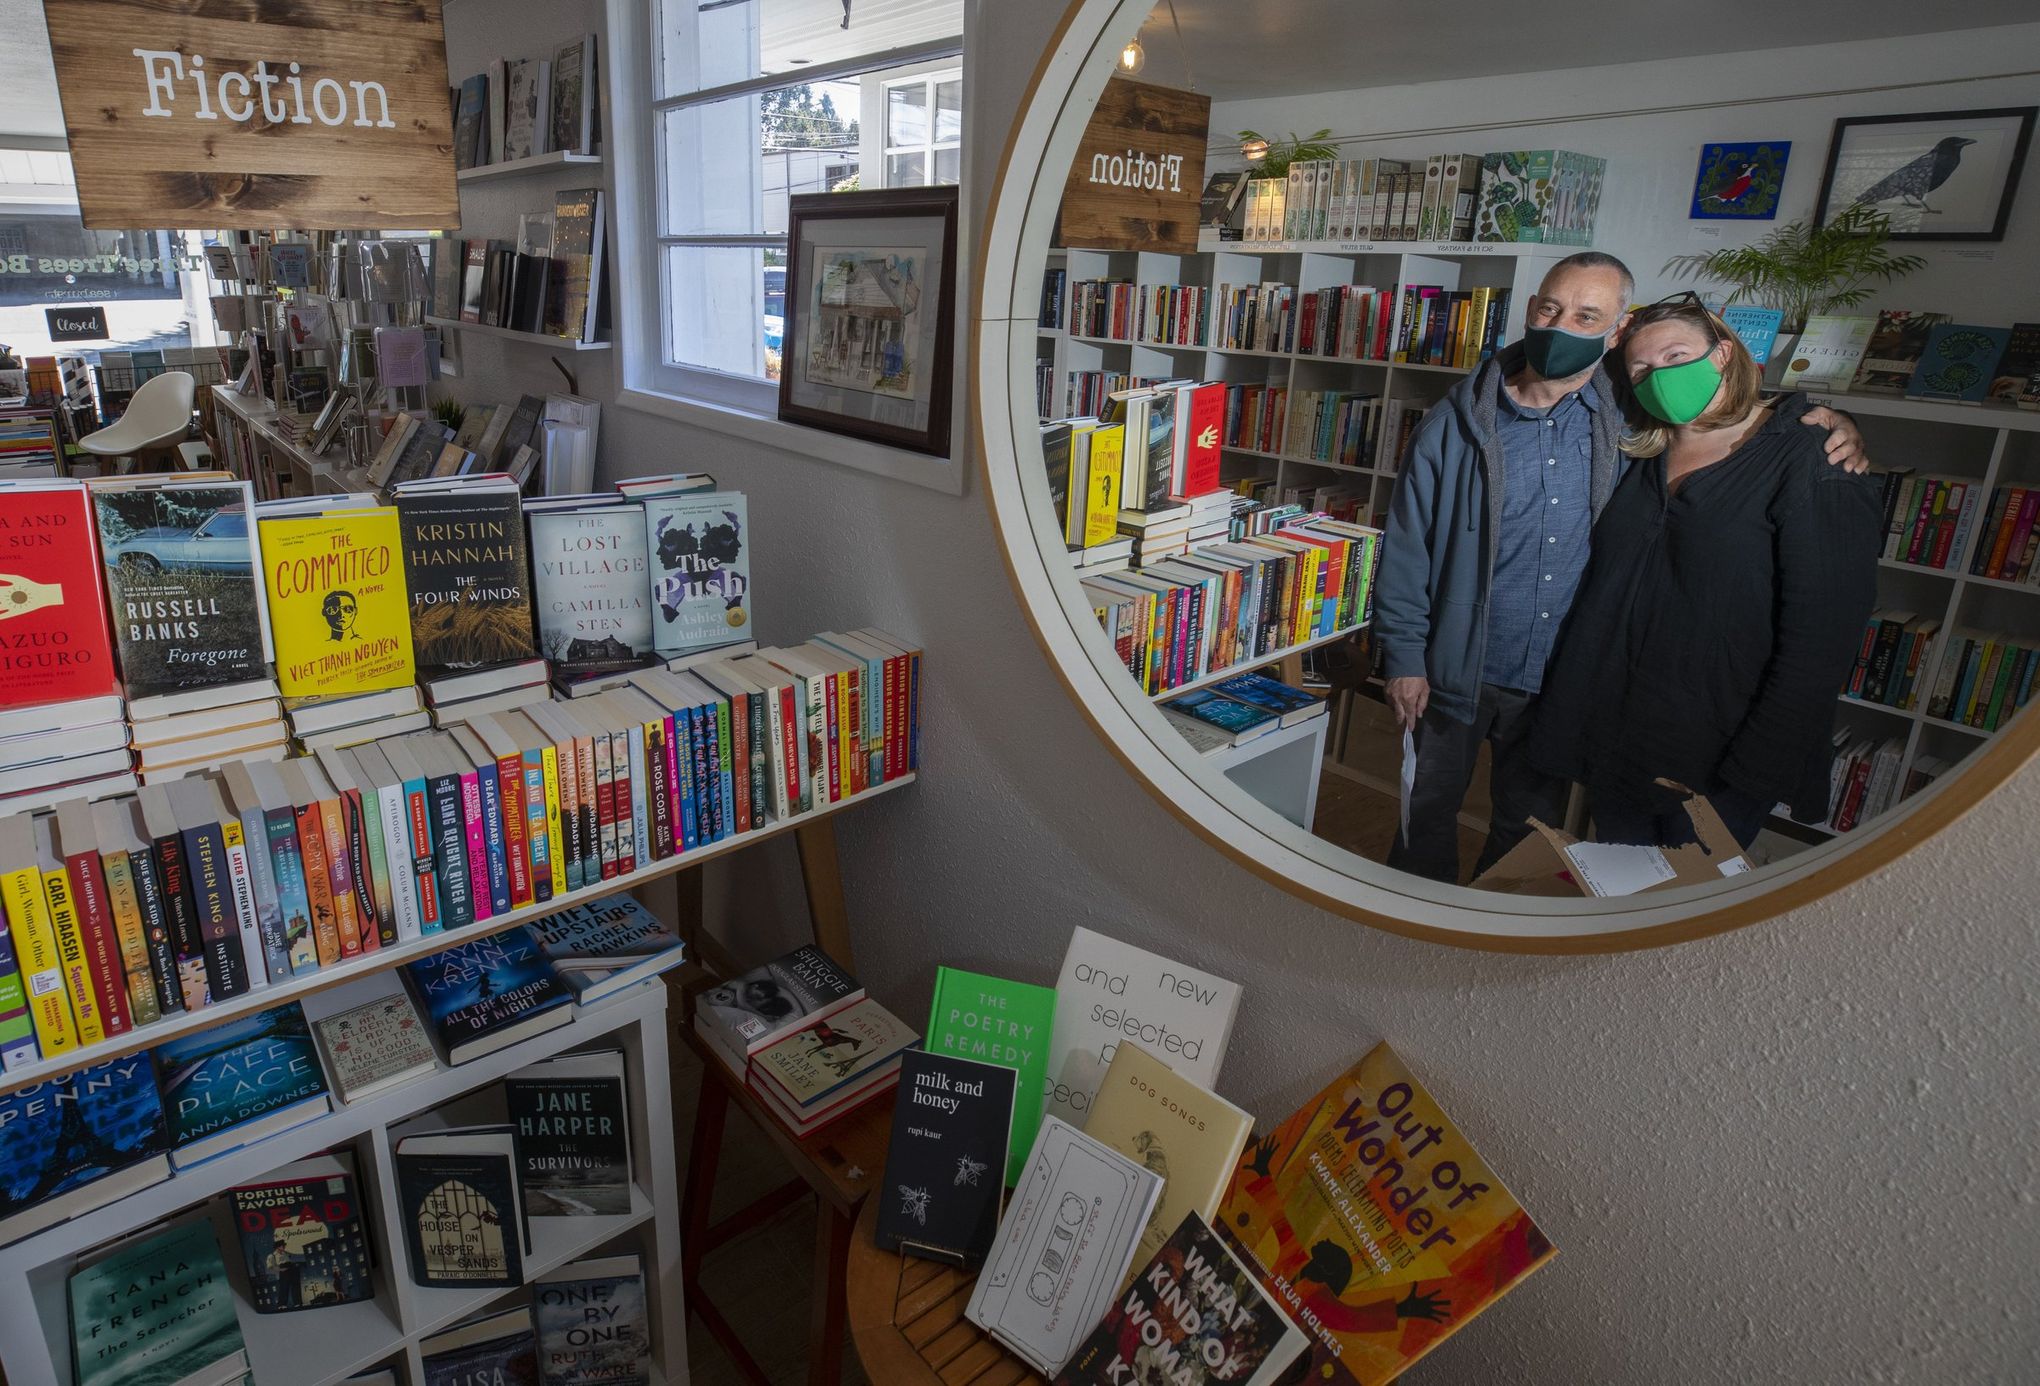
[40,0,460,231]
[1057,76,1209,255]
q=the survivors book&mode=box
[504,1048,633,1216]
[873,1050,1016,1268]
[643,490,751,657]
[401,923,574,1063]
[68,1219,250,1386]
[1053,1211,1308,1386]
[397,485,539,675]
[926,965,1055,1184]
[0,481,119,709]
[394,1125,529,1287]
[229,1152,376,1312]
[534,1254,652,1386]
[528,502,654,672]
[1214,1042,1554,1385]
[153,1002,331,1169]
[259,504,416,697]
[92,479,274,703]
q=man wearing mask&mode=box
[1374,251,1868,883]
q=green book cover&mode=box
[69,1220,250,1386]
[925,966,1055,1184]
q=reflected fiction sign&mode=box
[1058,77,1209,255]
[40,0,460,230]
[44,305,108,340]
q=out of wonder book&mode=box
[1214,1042,1553,1385]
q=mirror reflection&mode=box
[1026,2,2039,902]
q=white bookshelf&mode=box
[457,151,604,183]
[0,975,687,1386]
[425,315,613,351]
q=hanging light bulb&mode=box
[1117,36,1146,75]
[1241,136,1269,164]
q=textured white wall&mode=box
[447,3,2040,1379]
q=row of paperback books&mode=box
[0,895,681,1246]
[1222,382,1423,474]
[1844,608,2037,731]
[1061,278,1208,347]
[424,190,608,345]
[1968,483,2040,584]
[1228,148,1604,247]
[1774,311,2040,405]
[452,38,601,170]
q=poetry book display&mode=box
[874,1050,1016,1267]
[926,965,1055,1183]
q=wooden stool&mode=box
[845,1195,1046,1386]
[680,1024,896,1386]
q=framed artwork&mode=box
[1814,107,2036,241]
[779,187,960,456]
[1690,140,1790,219]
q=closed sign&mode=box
[44,306,109,341]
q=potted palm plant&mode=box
[1663,203,1926,382]
[1237,128,1338,183]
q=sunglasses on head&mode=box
[1637,289,1723,349]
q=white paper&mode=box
[1398,728,1417,842]
[1563,841,1677,897]
[1717,856,1752,876]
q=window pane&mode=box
[659,0,964,100]
[664,243,774,380]
[935,146,959,184]
[935,79,961,143]
[0,214,207,357]
[886,83,927,148]
[663,79,862,236]
[886,151,925,186]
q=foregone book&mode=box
[1215,1042,1553,1385]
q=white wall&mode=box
[448,3,2040,1380]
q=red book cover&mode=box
[727,691,751,834]
[593,748,617,879]
[494,750,532,907]
[611,732,635,874]
[0,484,118,708]
[63,841,132,1037]
[1179,383,1224,497]
[774,684,800,813]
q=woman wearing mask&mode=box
[1529,293,1882,848]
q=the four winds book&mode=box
[259,505,416,698]
[643,491,751,657]
[68,1219,251,1386]
[397,485,538,676]
[1214,1041,1554,1385]
[92,479,274,702]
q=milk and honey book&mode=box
[259,505,415,698]
[873,1050,1016,1268]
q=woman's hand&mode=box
[1802,405,1870,474]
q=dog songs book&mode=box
[874,1050,1017,1267]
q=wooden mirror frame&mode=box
[970,0,2040,950]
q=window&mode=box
[882,73,961,188]
[630,0,962,413]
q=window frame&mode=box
[608,0,968,492]
[880,70,963,189]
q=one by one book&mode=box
[926,965,1056,1184]
[873,1050,1016,1268]
[312,989,439,1104]
[1053,1211,1308,1386]
[643,490,752,657]
[395,1125,529,1288]
[68,1220,250,1386]
[694,943,862,1057]
[0,1054,168,1247]
[1215,1042,1554,1385]
[1047,924,1243,1127]
[229,1151,376,1312]
[153,1002,331,1169]
[504,1048,634,1216]
[533,1253,652,1386]
[401,923,574,1064]
[525,891,686,1004]
[965,1116,1163,1378]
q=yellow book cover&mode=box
[1082,426,1125,548]
[41,865,104,1047]
[540,743,567,889]
[834,670,854,802]
[98,848,160,1028]
[261,507,415,697]
[1216,1041,1554,1386]
[1083,1040,1253,1277]
[1,862,77,1056]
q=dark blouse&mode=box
[1528,392,1883,820]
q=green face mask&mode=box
[1632,353,1723,425]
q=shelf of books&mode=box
[425,315,614,351]
[0,952,685,1386]
[457,150,604,183]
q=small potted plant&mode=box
[1237,128,1338,184]
[1663,203,1926,382]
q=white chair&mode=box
[78,370,196,471]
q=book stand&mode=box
[844,1195,1043,1386]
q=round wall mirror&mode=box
[974,0,2040,948]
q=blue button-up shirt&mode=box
[1482,378,1596,693]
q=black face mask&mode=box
[1521,324,1611,380]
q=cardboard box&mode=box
[1474,783,1751,897]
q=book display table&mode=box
[845,1195,1044,1386]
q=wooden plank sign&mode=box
[41,0,460,231]
[1057,77,1209,255]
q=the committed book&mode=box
[259,505,417,698]
[534,1254,651,1386]
[873,1050,1016,1268]
[926,965,1056,1183]
[1053,1211,1308,1386]
[401,924,573,1064]
[68,1220,250,1386]
[229,1152,376,1312]
[643,491,751,657]
[504,1049,634,1216]
[1215,1042,1554,1385]
[528,503,654,672]
[397,486,538,675]
[153,1002,331,1169]
[965,1115,1163,1377]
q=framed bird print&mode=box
[1815,107,2036,241]
[779,186,960,456]
[1690,140,1790,220]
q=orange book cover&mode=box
[1215,1041,1553,1384]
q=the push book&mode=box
[394,1125,529,1288]
[312,989,439,1104]
[534,1254,652,1386]
[229,1151,376,1312]
[504,1048,634,1216]
[643,490,752,657]
[965,1115,1163,1378]
[397,485,539,675]
[1055,1211,1308,1386]
[258,504,416,698]
[68,1219,250,1386]
[926,965,1056,1185]
[1214,1041,1554,1385]
[0,481,119,709]
[0,1054,168,1247]
[693,943,862,1058]
[153,1001,331,1168]
[1046,924,1242,1128]
[400,923,573,1064]
[874,1050,1017,1268]
[526,892,687,1004]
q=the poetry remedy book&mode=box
[259,505,416,697]
[68,1220,250,1386]
[1053,1211,1309,1386]
[1046,924,1242,1127]
[926,965,1056,1184]
[644,490,751,656]
[873,1050,1017,1268]
[1214,1042,1554,1385]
